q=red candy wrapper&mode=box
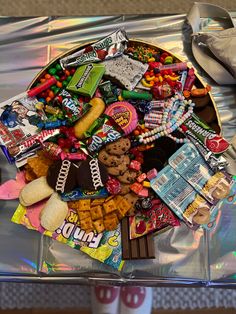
[129,198,180,239]
[7,129,60,158]
[58,90,91,124]
[60,29,128,68]
[183,113,229,154]
[86,115,124,153]
[105,176,121,195]
[151,83,173,99]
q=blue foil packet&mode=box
[61,187,108,201]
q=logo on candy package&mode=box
[11,204,124,270]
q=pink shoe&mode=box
[120,286,152,314]
[91,285,120,314]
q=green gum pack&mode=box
[67,63,105,97]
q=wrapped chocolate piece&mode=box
[60,29,128,68]
[99,81,118,104]
[86,114,124,153]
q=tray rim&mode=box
[28,39,222,134]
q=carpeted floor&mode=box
[0,309,236,313]
[1,283,236,311]
[0,0,236,15]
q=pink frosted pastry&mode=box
[105,101,138,135]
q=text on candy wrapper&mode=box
[56,211,103,248]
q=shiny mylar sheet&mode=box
[0,15,236,286]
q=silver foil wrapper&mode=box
[60,29,128,68]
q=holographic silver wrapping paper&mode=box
[0,15,235,286]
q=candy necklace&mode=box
[162,94,185,126]
[163,95,192,144]
[139,98,194,144]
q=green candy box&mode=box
[66,63,105,98]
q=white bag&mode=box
[187,2,236,85]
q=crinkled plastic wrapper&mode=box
[60,29,128,68]
[11,204,124,270]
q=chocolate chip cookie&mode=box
[105,138,131,155]
[98,149,124,167]
[117,169,138,184]
[107,155,130,176]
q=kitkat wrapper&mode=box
[11,204,124,270]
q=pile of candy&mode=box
[0,29,234,270]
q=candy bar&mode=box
[121,217,155,260]
[86,115,123,153]
[59,90,91,123]
[129,198,180,239]
[61,187,109,201]
[67,63,105,98]
[7,129,60,158]
[183,113,229,154]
